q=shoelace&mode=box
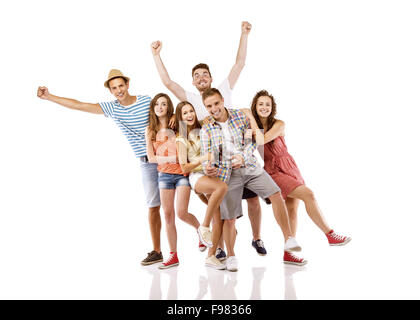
[164,253,177,265]
[256,240,264,248]
[285,251,302,262]
[330,232,346,241]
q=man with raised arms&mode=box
[151,21,268,258]
[37,69,165,266]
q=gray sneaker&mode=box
[141,251,163,266]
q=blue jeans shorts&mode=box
[140,160,160,208]
[158,172,191,189]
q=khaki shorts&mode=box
[220,167,281,220]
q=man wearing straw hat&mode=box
[37,69,165,266]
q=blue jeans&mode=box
[158,172,190,189]
[140,161,160,208]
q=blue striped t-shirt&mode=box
[99,95,151,158]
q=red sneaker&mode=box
[283,251,307,266]
[158,252,179,269]
[326,230,351,246]
[199,241,207,252]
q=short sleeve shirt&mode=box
[176,131,203,173]
[185,78,233,121]
[99,95,151,158]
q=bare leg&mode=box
[160,189,177,252]
[268,192,293,241]
[246,196,261,241]
[175,186,200,229]
[208,208,223,257]
[195,177,228,227]
[288,186,331,234]
[223,219,237,257]
[285,198,299,237]
[196,192,208,205]
[148,205,161,252]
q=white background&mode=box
[1,0,419,299]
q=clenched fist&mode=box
[151,41,162,56]
[37,86,50,100]
[241,21,252,35]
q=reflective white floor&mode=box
[1,193,420,300]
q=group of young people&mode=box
[37,21,350,272]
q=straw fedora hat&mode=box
[104,69,130,88]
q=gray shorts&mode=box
[220,168,281,220]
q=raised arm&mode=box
[151,41,187,101]
[227,21,252,89]
[37,86,103,114]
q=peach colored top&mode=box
[152,131,184,175]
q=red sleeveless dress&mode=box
[262,135,305,199]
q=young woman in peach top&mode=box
[146,93,202,269]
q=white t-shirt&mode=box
[185,78,233,121]
[216,120,242,162]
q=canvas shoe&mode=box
[198,226,213,248]
[252,239,267,256]
[284,236,301,252]
[205,255,226,270]
[326,230,352,246]
[283,251,307,266]
[215,248,227,261]
[226,256,238,272]
[141,250,163,266]
[199,241,207,252]
[158,252,179,269]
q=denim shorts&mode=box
[140,160,160,208]
[158,172,191,189]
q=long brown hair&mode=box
[175,101,201,138]
[148,93,174,141]
[250,90,277,132]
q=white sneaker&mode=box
[198,226,213,248]
[205,255,226,270]
[226,256,238,272]
[284,237,301,252]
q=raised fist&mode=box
[37,86,50,100]
[151,41,162,55]
[241,21,252,35]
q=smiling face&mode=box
[255,96,273,118]
[192,68,213,92]
[181,104,197,126]
[108,77,129,101]
[203,93,226,122]
[154,96,169,118]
